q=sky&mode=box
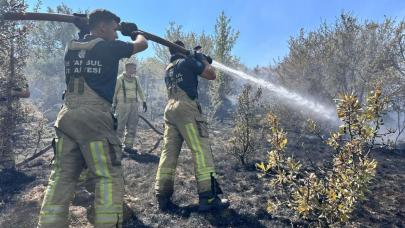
[25,0,405,68]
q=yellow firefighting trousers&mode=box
[116,99,139,148]
[38,83,124,228]
[155,89,217,196]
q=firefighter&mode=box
[113,62,147,153]
[37,9,148,228]
[155,40,229,212]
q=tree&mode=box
[269,12,405,133]
[0,0,30,167]
[24,3,78,120]
[276,13,404,104]
[211,11,240,120]
[228,84,263,167]
[136,57,167,120]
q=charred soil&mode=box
[0,121,404,227]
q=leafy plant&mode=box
[257,84,389,226]
[228,84,262,167]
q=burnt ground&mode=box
[0,120,404,228]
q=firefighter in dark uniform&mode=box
[38,9,148,228]
[155,40,229,212]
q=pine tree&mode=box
[211,11,239,120]
[0,0,30,168]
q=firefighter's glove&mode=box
[143,102,147,112]
[120,22,138,40]
[193,45,202,52]
[194,52,207,64]
[10,90,18,96]
[112,103,117,114]
[73,13,90,39]
[204,54,213,64]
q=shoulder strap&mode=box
[135,77,138,101]
[122,78,126,103]
[165,63,175,71]
[66,38,104,51]
[165,59,182,71]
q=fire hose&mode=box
[1,12,191,55]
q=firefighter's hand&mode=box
[11,88,23,97]
[193,45,202,52]
[204,54,213,64]
[112,103,117,113]
[120,22,138,40]
[131,30,148,40]
[10,90,19,96]
[194,53,212,65]
[194,52,207,63]
[142,102,147,112]
[73,13,90,39]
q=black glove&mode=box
[193,45,202,52]
[194,52,213,64]
[112,102,117,113]
[142,102,147,112]
[194,52,207,63]
[120,22,138,40]
[73,13,90,39]
[204,54,213,64]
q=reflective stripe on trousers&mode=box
[38,138,66,226]
[90,141,123,225]
[184,123,215,182]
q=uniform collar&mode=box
[170,53,186,62]
[123,72,136,81]
[83,34,102,41]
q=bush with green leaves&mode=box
[228,84,262,167]
[257,84,389,226]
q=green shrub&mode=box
[228,84,263,167]
[257,84,389,226]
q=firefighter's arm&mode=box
[11,87,30,98]
[136,77,145,103]
[135,77,147,112]
[130,34,148,55]
[200,59,216,80]
[119,22,148,55]
[119,22,148,54]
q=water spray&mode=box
[3,12,338,121]
[212,61,338,121]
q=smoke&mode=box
[379,111,405,145]
[212,61,339,123]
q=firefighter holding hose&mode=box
[37,9,148,228]
[154,41,229,212]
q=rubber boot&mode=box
[123,145,138,154]
[198,191,230,212]
[156,194,177,212]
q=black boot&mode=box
[198,173,230,212]
[198,192,230,212]
[123,146,137,154]
[156,194,177,211]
